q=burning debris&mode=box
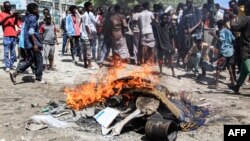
[64,66,154,110]
[28,67,212,140]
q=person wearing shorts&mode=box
[209,20,236,89]
[152,13,176,77]
[40,15,58,71]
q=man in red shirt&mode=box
[0,1,18,72]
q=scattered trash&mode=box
[26,122,48,131]
[31,115,69,128]
[226,96,239,100]
[42,107,50,113]
[105,95,123,107]
[31,103,39,107]
[26,76,213,138]
[145,119,178,141]
[199,98,206,101]
[85,107,96,118]
[94,107,120,128]
[197,102,211,108]
[205,115,222,124]
[101,97,161,136]
[53,112,70,118]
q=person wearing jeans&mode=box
[66,5,81,63]
[10,3,45,84]
[61,33,68,55]
[69,37,80,62]
[0,1,18,72]
[61,10,70,56]
[3,37,16,70]
[184,35,216,79]
[186,52,201,77]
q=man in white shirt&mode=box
[131,5,141,64]
[81,2,95,69]
[84,2,98,61]
[138,2,155,65]
[215,3,224,22]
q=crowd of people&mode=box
[0,0,250,94]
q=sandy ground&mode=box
[0,41,250,141]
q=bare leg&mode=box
[171,67,176,77]
[113,54,121,67]
[168,57,175,77]
[145,48,153,65]
[87,59,92,68]
[49,58,54,69]
[210,70,220,89]
[159,60,163,73]
[228,66,236,85]
[141,46,147,65]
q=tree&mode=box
[76,0,86,5]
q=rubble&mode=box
[31,103,39,107]
[31,115,69,128]
[26,122,48,131]
[26,76,213,140]
[94,107,120,128]
[111,97,160,136]
[197,102,211,108]
[145,119,178,141]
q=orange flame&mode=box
[64,65,156,110]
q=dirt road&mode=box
[0,44,249,141]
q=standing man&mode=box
[110,5,130,67]
[153,13,176,77]
[203,0,217,47]
[209,20,236,89]
[61,10,70,56]
[66,5,81,63]
[98,6,113,67]
[81,2,95,69]
[230,1,250,93]
[131,5,141,64]
[10,3,45,84]
[84,2,97,61]
[96,7,105,61]
[181,0,202,75]
[40,15,59,71]
[0,1,18,72]
[138,2,155,65]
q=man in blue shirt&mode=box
[209,20,236,89]
[10,3,45,85]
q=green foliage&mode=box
[76,0,85,5]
